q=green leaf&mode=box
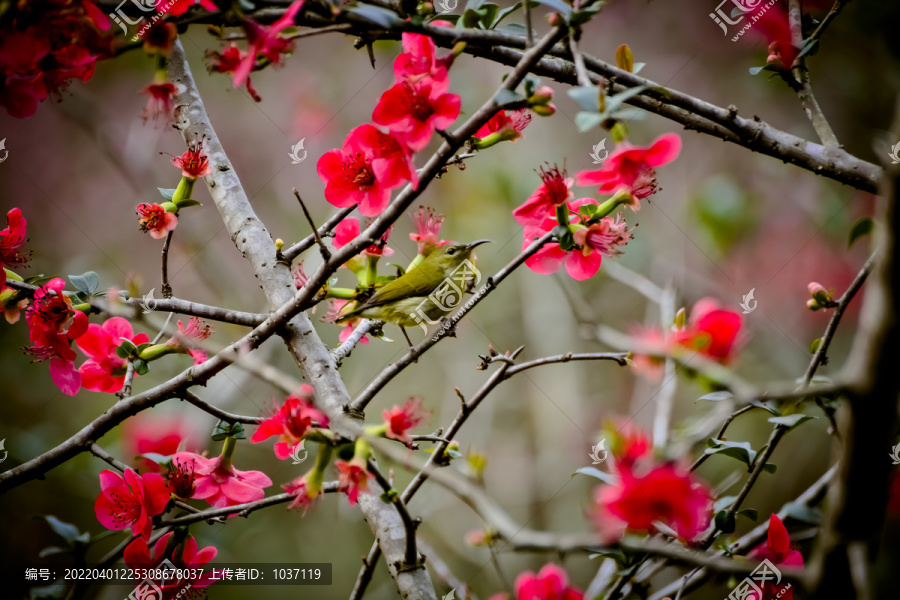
[133,359,149,376]
[494,88,526,107]
[68,271,100,295]
[587,549,628,565]
[211,420,246,441]
[569,1,602,26]
[492,1,523,27]
[157,187,177,200]
[38,546,70,558]
[574,112,606,133]
[782,502,822,524]
[748,63,782,76]
[615,44,633,73]
[37,515,83,545]
[345,4,403,28]
[698,391,734,402]
[139,452,173,465]
[380,489,399,503]
[713,496,736,512]
[810,338,821,354]
[568,85,599,112]
[534,0,572,17]
[604,84,655,114]
[495,22,534,37]
[768,414,816,430]
[705,439,756,466]
[174,198,202,209]
[737,508,759,522]
[749,398,781,416]
[115,338,138,359]
[573,466,616,484]
[715,509,736,533]
[848,217,873,248]
[797,38,819,60]
[761,462,777,474]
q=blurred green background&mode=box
[2,0,900,598]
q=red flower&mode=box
[333,217,394,258]
[140,81,176,123]
[0,2,113,118]
[748,514,803,600]
[1,208,30,289]
[383,397,428,445]
[393,31,451,85]
[233,0,305,87]
[160,0,217,18]
[124,531,218,598]
[523,198,627,281]
[206,44,261,102]
[76,316,150,393]
[317,124,417,216]
[336,459,373,506]
[513,563,583,600]
[576,134,681,210]
[409,205,449,256]
[94,468,169,540]
[136,203,177,239]
[172,139,212,180]
[593,463,712,541]
[672,298,742,363]
[171,451,272,508]
[572,214,633,258]
[24,277,88,396]
[165,316,212,364]
[513,164,574,227]
[605,420,652,471]
[474,108,532,142]
[283,475,317,514]
[251,388,329,459]
[373,79,461,151]
[123,414,197,474]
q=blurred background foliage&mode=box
[2,0,900,598]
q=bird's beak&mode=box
[466,239,492,251]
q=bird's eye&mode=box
[447,248,457,255]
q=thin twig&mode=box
[368,460,420,568]
[788,0,839,147]
[161,230,174,299]
[4,279,266,327]
[293,188,331,261]
[117,359,136,399]
[181,390,263,424]
[331,319,382,365]
[282,206,355,262]
[802,252,876,386]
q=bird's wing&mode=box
[362,261,443,308]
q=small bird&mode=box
[338,240,491,344]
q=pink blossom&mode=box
[372,79,461,152]
[94,468,169,540]
[171,451,273,508]
[383,397,428,445]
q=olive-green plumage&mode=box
[337,240,491,328]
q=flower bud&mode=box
[807,282,836,309]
